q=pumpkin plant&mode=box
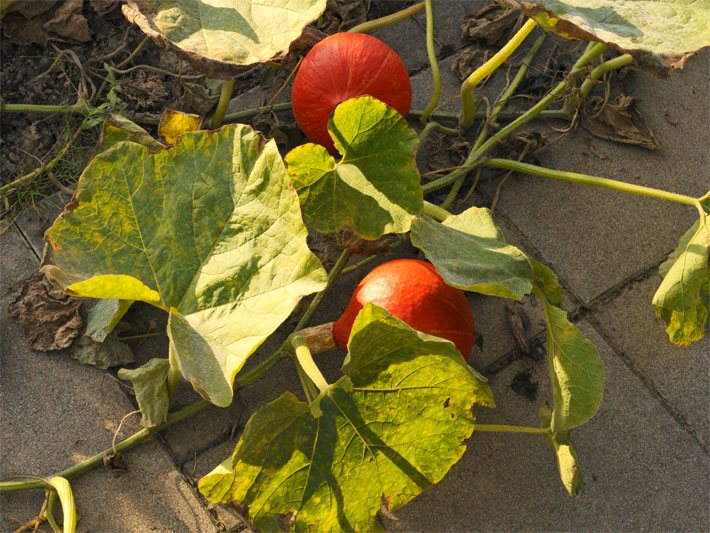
[1,0,708,531]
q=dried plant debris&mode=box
[318,0,368,33]
[461,1,521,46]
[452,48,491,81]
[7,273,83,351]
[582,94,660,150]
[90,0,123,16]
[505,302,531,354]
[510,369,538,400]
[2,0,91,44]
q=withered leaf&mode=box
[505,301,531,354]
[71,333,135,370]
[582,94,660,150]
[452,47,491,81]
[318,0,367,33]
[44,0,91,42]
[462,1,521,46]
[7,273,83,351]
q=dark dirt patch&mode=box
[510,369,538,400]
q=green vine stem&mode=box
[45,490,62,533]
[459,18,538,130]
[417,120,460,144]
[1,102,90,115]
[419,0,441,124]
[210,79,235,129]
[422,201,450,222]
[565,53,634,114]
[291,333,330,394]
[474,424,549,435]
[441,32,546,210]
[485,158,704,215]
[348,1,425,33]
[423,43,608,195]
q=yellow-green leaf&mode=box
[43,125,327,407]
[653,220,710,346]
[199,305,493,531]
[158,109,202,145]
[286,96,423,240]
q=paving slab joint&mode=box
[584,314,709,452]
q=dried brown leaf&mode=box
[505,302,531,354]
[582,94,660,150]
[462,1,521,46]
[7,272,83,351]
[44,0,91,42]
[451,47,491,81]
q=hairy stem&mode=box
[485,158,701,208]
[349,1,425,33]
[419,0,441,123]
[223,102,293,123]
[460,19,538,130]
[474,424,549,435]
[418,121,460,144]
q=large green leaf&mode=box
[653,219,710,346]
[410,211,533,299]
[515,0,710,68]
[199,305,494,531]
[286,96,423,240]
[122,0,327,77]
[43,124,327,407]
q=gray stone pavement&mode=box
[2,2,708,531]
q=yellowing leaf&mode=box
[44,124,327,406]
[158,109,202,145]
[199,305,493,530]
[653,220,710,346]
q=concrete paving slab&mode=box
[0,223,37,297]
[397,323,709,531]
[592,276,710,446]
[412,0,487,54]
[13,191,68,259]
[0,293,216,531]
[478,48,709,303]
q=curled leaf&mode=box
[582,94,659,150]
[118,358,171,427]
[7,273,83,351]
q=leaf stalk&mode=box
[210,79,235,129]
[419,0,441,124]
[474,424,549,435]
[459,19,538,130]
[348,2,425,34]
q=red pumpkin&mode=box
[333,259,475,359]
[291,32,412,152]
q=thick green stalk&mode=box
[485,158,701,209]
[422,201,450,222]
[223,102,292,123]
[569,54,634,113]
[418,121,460,144]
[293,249,349,331]
[460,19,538,130]
[1,103,90,115]
[349,2,425,33]
[210,79,235,129]
[474,424,549,435]
[419,0,441,123]
[291,334,329,393]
